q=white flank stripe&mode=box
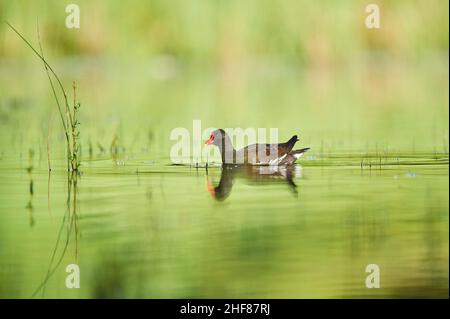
[269,154,287,166]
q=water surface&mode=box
[0,151,447,298]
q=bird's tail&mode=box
[285,135,299,148]
[290,147,310,159]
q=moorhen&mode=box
[205,129,310,165]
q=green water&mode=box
[0,151,448,298]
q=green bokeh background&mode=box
[0,0,448,156]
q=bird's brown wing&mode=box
[235,136,299,165]
[237,143,291,164]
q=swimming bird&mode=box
[205,129,310,165]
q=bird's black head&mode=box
[205,129,227,147]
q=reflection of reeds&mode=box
[31,171,80,298]
[6,22,81,172]
[26,149,34,227]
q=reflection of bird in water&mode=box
[207,164,302,201]
[205,129,310,165]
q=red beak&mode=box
[205,134,214,145]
